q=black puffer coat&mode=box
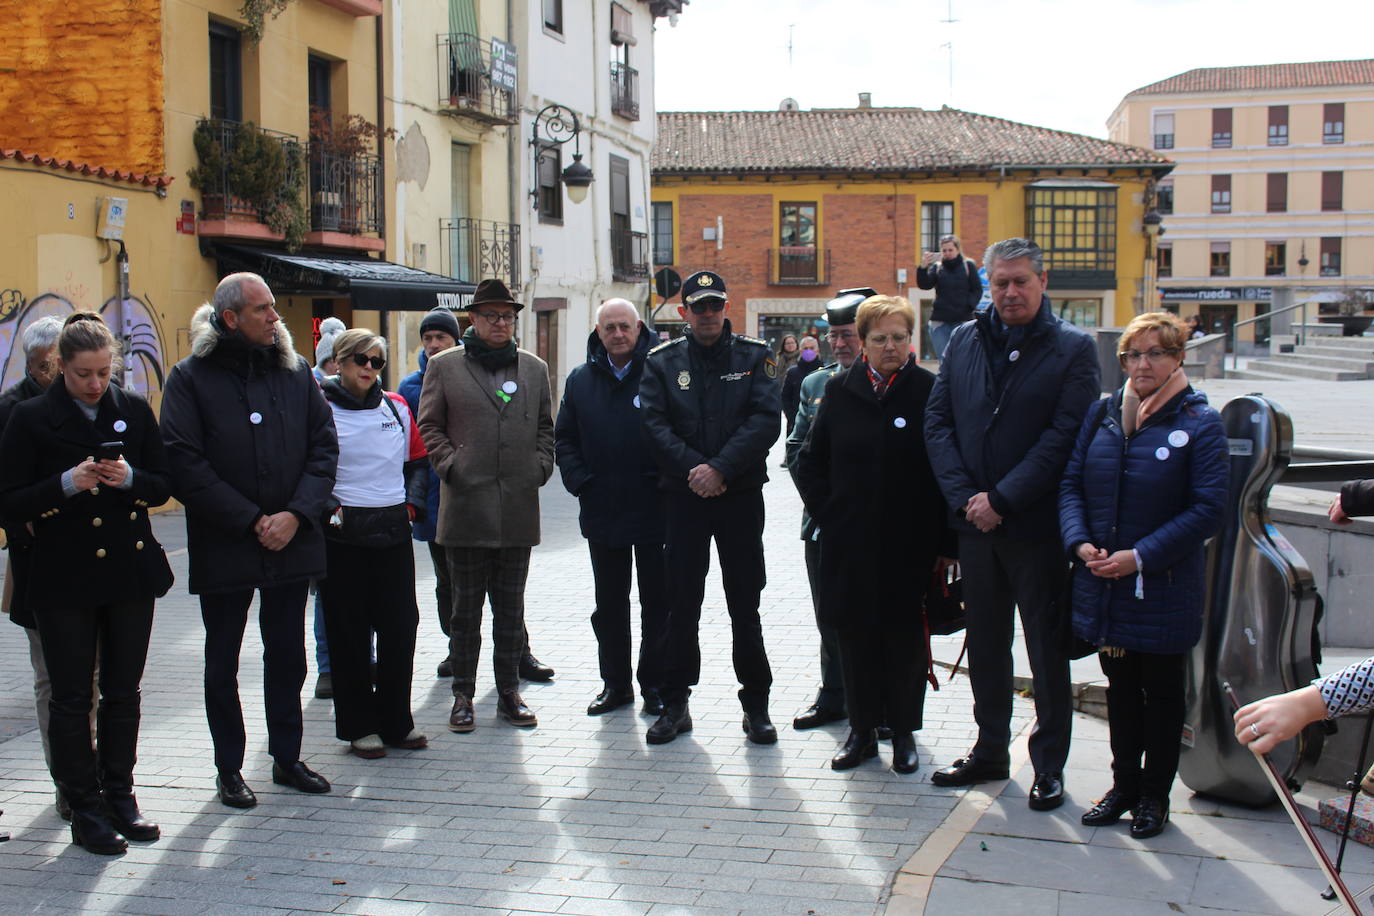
[160,305,338,594]
[555,326,664,546]
[917,257,983,323]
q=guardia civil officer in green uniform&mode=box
[784,288,875,731]
[638,270,782,745]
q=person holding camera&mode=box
[0,312,174,854]
[917,234,983,359]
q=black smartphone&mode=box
[97,440,124,462]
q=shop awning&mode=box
[214,246,477,311]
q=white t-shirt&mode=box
[328,391,425,507]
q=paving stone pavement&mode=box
[0,437,1032,915]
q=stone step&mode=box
[1287,350,1374,372]
[1242,358,1365,381]
[1225,367,1307,381]
[1295,334,1374,352]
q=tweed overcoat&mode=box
[417,345,554,548]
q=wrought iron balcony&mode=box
[440,218,521,291]
[307,144,383,236]
[611,229,650,282]
[192,118,303,224]
[768,247,829,285]
[438,34,517,125]
[611,63,640,121]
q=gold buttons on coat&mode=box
[92,517,103,527]
[95,548,107,558]
[135,541,144,551]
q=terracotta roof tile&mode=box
[1,148,174,190]
[653,108,1169,175]
[1129,59,1374,96]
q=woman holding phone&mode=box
[0,312,174,854]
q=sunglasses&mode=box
[350,353,386,370]
[687,299,726,315]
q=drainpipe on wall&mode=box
[376,14,388,250]
[507,0,520,281]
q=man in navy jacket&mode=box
[554,299,667,717]
[924,238,1100,811]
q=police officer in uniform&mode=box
[785,288,875,730]
[638,270,782,745]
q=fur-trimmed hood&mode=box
[189,303,301,370]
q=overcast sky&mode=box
[653,0,1374,139]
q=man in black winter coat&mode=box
[638,270,781,746]
[161,272,338,810]
[555,299,667,718]
[924,238,1100,811]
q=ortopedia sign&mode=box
[490,38,518,92]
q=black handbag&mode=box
[924,564,965,636]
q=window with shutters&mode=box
[609,155,646,280]
[543,0,562,35]
[1212,108,1232,148]
[651,202,673,267]
[1321,237,1341,276]
[1210,242,1230,278]
[209,23,242,122]
[1211,175,1231,214]
[1156,243,1172,278]
[1152,112,1174,150]
[1265,241,1286,277]
[536,144,562,223]
[1267,106,1288,146]
[1156,180,1173,215]
[1324,103,1345,144]
[1322,172,1343,212]
[1266,173,1287,213]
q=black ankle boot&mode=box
[890,732,919,774]
[831,729,879,770]
[70,805,128,855]
[105,793,160,842]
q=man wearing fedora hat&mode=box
[418,279,556,732]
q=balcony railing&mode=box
[768,247,829,285]
[438,34,517,125]
[440,218,521,291]
[193,118,303,223]
[611,63,640,121]
[308,144,383,236]
[611,228,650,281]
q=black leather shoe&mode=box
[70,806,127,855]
[891,732,920,775]
[1028,772,1065,811]
[830,729,878,770]
[104,794,160,842]
[876,726,894,741]
[498,690,538,727]
[519,654,555,682]
[930,755,1010,787]
[646,703,692,744]
[1081,787,1138,827]
[1130,796,1169,839]
[216,771,257,809]
[793,703,847,730]
[272,761,331,795]
[587,686,635,716]
[449,694,475,732]
[641,689,665,716]
[314,673,333,699]
[742,709,778,745]
[436,658,453,678]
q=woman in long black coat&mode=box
[796,296,952,774]
[0,312,173,854]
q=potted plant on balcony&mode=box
[308,107,392,234]
[189,120,310,251]
[264,139,309,251]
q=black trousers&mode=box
[447,546,530,697]
[660,488,772,708]
[959,532,1072,774]
[1100,649,1187,799]
[201,581,309,772]
[804,538,845,711]
[321,538,418,742]
[37,596,154,806]
[588,540,668,693]
[839,623,926,733]
[427,541,452,637]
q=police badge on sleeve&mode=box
[763,357,777,379]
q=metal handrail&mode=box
[1228,299,1309,371]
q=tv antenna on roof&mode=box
[939,1,958,104]
[787,23,796,70]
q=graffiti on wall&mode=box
[0,289,167,397]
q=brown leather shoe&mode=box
[497,690,537,727]
[448,694,475,733]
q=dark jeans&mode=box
[959,531,1072,774]
[447,546,530,697]
[427,541,452,637]
[804,538,845,711]
[588,540,668,693]
[321,538,418,742]
[1100,649,1188,799]
[201,581,309,772]
[37,597,154,806]
[660,488,772,708]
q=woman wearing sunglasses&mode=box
[1058,312,1228,838]
[318,329,429,758]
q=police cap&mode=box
[683,270,728,305]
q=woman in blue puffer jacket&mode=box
[1059,311,1228,840]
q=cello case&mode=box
[1179,394,1324,805]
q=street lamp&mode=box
[530,104,594,207]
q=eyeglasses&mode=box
[350,353,386,370]
[867,332,911,347]
[825,330,857,342]
[1120,347,1180,364]
[473,311,517,325]
[687,299,726,315]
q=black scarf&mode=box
[461,326,518,371]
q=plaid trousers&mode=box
[445,546,531,697]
